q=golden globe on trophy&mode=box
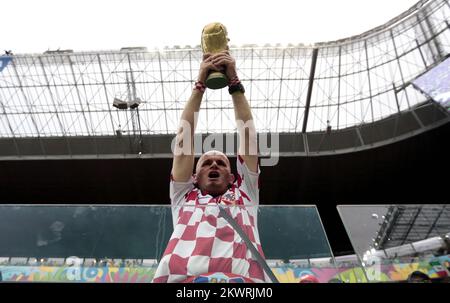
[201,22,230,89]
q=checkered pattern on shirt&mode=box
[153,156,269,283]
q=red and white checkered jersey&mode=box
[152,155,270,283]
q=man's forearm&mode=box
[232,92,253,122]
[171,88,204,182]
[232,92,258,165]
[174,89,204,155]
[212,51,258,163]
[172,53,217,181]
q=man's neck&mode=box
[199,189,225,197]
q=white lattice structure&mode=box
[0,0,449,139]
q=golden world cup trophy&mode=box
[201,22,230,89]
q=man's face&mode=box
[195,151,234,196]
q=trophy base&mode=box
[205,72,228,90]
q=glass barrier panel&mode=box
[0,204,339,283]
[337,205,450,283]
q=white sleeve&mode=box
[169,175,194,207]
[169,175,194,228]
[236,155,260,205]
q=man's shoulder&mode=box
[181,187,199,201]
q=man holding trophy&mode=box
[152,23,274,283]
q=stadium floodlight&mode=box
[128,98,142,109]
[113,98,128,110]
[113,97,142,110]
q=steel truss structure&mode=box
[0,0,449,140]
[374,205,450,249]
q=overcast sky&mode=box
[3,0,418,54]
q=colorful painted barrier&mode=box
[273,254,450,283]
[0,265,156,283]
[1,255,448,283]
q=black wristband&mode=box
[228,82,245,95]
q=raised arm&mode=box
[212,51,258,173]
[171,54,219,182]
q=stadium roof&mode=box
[0,0,449,139]
[375,205,450,249]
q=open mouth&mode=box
[208,171,220,178]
